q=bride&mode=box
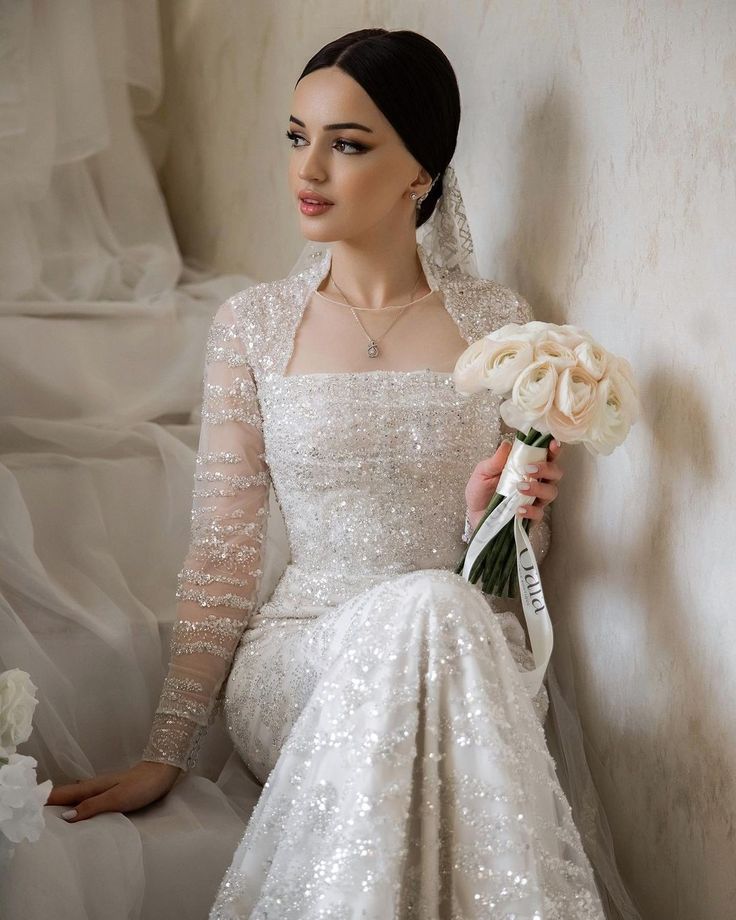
[48,27,641,920]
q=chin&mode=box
[298,222,343,244]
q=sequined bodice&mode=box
[235,243,533,612]
[258,369,498,610]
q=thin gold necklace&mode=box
[324,266,426,359]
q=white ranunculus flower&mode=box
[478,337,536,396]
[547,365,600,443]
[582,361,641,455]
[0,670,38,753]
[574,340,610,381]
[499,359,558,434]
[452,338,489,395]
[486,320,551,345]
[0,753,52,844]
[533,339,578,371]
[610,355,641,415]
[546,323,594,350]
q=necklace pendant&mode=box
[367,341,379,358]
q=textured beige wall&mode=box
[156,3,736,918]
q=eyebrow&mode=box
[289,115,374,133]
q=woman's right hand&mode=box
[45,760,182,823]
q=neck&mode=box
[319,237,430,310]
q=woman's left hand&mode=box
[466,438,565,529]
[514,438,564,522]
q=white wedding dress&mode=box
[141,241,607,919]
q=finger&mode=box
[517,480,558,504]
[517,503,544,522]
[62,786,125,822]
[474,439,512,477]
[46,775,119,807]
[522,459,564,482]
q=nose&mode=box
[297,142,327,183]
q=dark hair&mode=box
[296,29,461,228]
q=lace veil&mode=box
[287,162,643,920]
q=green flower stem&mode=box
[498,523,518,594]
[484,530,508,593]
[493,427,554,597]
[496,521,514,585]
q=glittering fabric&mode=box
[143,241,599,917]
[213,570,603,919]
[195,244,600,917]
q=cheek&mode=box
[338,168,399,221]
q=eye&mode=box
[333,138,366,155]
[285,129,306,148]
[285,130,367,155]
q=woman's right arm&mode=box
[47,299,271,821]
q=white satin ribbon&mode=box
[461,440,553,698]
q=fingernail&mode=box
[517,506,527,514]
[61,809,77,820]
[554,439,561,447]
[517,483,531,491]
[524,464,538,473]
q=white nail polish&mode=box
[524,464,538,473]
[61,809,77,820]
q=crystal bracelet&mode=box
[462,509,473,544]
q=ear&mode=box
[407,165,433,200]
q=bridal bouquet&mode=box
[0,669,52,871]
[452,321,640,694]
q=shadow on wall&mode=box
[500,80,729,920]
[502,84,585,319]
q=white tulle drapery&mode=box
[0,3,274,917]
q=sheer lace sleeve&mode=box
[141,299,270,771]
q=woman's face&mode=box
[287,66,432,244]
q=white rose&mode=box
[582,361,640,455]
[574,340,610,381]
[547,365,600,443]
[0,753,52,844]
[499,359,558,433]
[0,670,38,753]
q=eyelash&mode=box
[285,129,367,155]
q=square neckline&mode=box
[278,243,468,382]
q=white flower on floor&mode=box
[0,753,52,844]
[0,669,38,752]
[0,669,52,847]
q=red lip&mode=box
[298,190,334,205]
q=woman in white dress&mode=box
[49,28,642,920]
